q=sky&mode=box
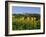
[12,6,40,14]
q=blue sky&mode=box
[12,6,40,14]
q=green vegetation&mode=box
[12,14,40,30]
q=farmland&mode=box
[12,14,40,30]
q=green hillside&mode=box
[12,14,40,30]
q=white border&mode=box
[8,2,43,34]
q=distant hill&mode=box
[13,13,40,17]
